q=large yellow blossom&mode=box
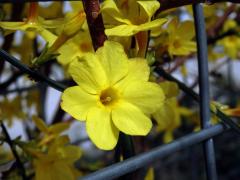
[61,41,164,150]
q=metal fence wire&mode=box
[0,1,240,180]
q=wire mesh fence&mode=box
[0,1,239,180]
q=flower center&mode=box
[100,88,119,106]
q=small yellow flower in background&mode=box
[32,116,70,146]
[101,0,166,57]
[217,20,240,59]
[32,10,87,66]
[0,97,26,127]
[28,136,81,180]
[153,18,196,57]
[57,25,94,67]
[153,81,192,143]
[61,41,165,150]
[10,34,35,65]
[218,36,240,59]
[0,3,62,40]
[102,0,166,36]
[208,45,224,61]
[38,2,63,19]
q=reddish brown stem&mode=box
[207,4,236,37]
[82,0,107,51]
[28,2,39,22]
[157,0,239,14]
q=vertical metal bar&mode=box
[193,4,218,180]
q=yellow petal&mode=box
[153,102,175,131]
[70,2,84,12]
[105,18,166,36]
[68,54,108,94]
[112,101,152,135]
[49,136,70,152]
[96,41,128,85]
[60,145,82,163]
[163,131,174,143]
[32,115,48,133]
[179,107,193,116]
[61,11,86,37]
[35,162,52,180]
[128,58,150,81]
[137,18,167,33]
[57,41,82,66]
[0,21,27,30]
[61,86,98,121]
[38,28,57,46]
[86,107,119,150]
[122,82,165,114]
[145,167,154,180]
[177,21,195,40]
[50,122,70,134]
[105,24,139,36]
[137,1,160,19]
[51,162,75,180]
[101,0,131,25]
[159,81,179,98]
[116,58,150,89]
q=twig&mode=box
[155,67,240,134]
[0,122,27,179]
[0,71,24,89]
[207,29,239,44]
[0,49,66,92]
[207,4,236,37]
[157,0,239,14]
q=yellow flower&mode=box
[10,34,35,65]
[102,0,166,36]
[61,41,165,150]
[153,19,196,57]
[57,24,93,67]
[32,116,70,146]
[30,136,81,180]
[153,82,192,143]
[38,2,63,19]
[218,36,240,59]
[0,3,62,40]
[208,45,224,61]
[216,20,240,59]
[0,97,26,126]
[32,11,87,66]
